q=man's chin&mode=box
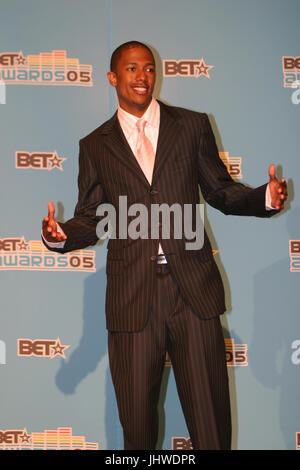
[134,96,152,111]
[119,95,153,117]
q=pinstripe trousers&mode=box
[108,263,232,450]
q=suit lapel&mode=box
[102,112,150,188]
[152,101,182,186]
[101,101,183,188]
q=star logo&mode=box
[16,51,27,66]
[17,237,29,251]
[51,338,70,358]
[48,151,67,171]
[195,58,214,78]
[20,429,31,443]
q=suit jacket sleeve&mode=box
[42,139,106,254]
[198,114,278,218]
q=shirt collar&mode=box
[117,97,160,139]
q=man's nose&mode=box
[136,68,147,80]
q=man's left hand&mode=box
[268,164,288,210]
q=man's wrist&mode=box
[41,222,66,248]
[265,183,274,210]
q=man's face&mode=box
[107,46,156,117]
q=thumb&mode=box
[48,201,55,220]
[268,164,276,181]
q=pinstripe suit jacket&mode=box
[45,100,276,331]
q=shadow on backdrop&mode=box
[54,264,121,449]
[251,205,299,449]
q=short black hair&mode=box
[110,41,155,72]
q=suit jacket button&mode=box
[150,189,158,195]
[150,255,156,261]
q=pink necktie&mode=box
[136,119,163,254]
[136,119,155,184]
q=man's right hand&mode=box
[42,201,67,243]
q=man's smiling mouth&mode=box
[132,85,149,95]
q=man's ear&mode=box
[107,71,117,87]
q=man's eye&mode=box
[146,68,155,72]
[127,67,135,71]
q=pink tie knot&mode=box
[136,119,147,133]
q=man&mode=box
[42,41,287,450]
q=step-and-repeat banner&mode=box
[0,0,299,450]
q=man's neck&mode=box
[118,97,155,119]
